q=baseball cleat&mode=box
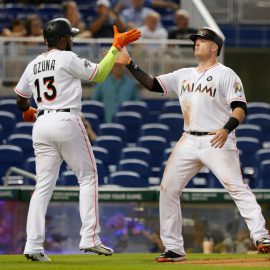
[25,253,52,262]
[256,237,270,254]
[80,243,114,256]
[155,250,186,262]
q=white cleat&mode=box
[80,243,114,256]
[25,253,52,262]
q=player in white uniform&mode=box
[116,27,270,262]
[14,18,141,262]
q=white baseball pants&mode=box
[160,132,269,255]
[24,111,101,254]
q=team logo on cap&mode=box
[234,82,243,97]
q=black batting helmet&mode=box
[43,18,79,46]
[190,27,224,56]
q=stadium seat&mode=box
[95,136,123,165]
[119,101,149,122]
[256,149,270,163]
[96,159,109,185]
[246,114,270,142]
[0,145,24,185]
[114,111,142,143]
[7,134,34,158]
[99,123,126,141]
[162,100,181,114]
[83,113,100,134]
[0,98,22,121]
[190,167,211,188]
[15,122,34,135]
[82,101,105,123]
[235,124,262,140]
[23,157,36,185]
[163,147,173,162]
[92,146,109,165]
[141,123,171,145]
[138,136,167,167]
[118,159,150,181]
[108,171,146,187]
[0,111,16,139]
[0,124,4,143]
[121,147,152,164]
[258,160,270,188]
[60,171,78,186]
[247,102,270,115]
[237,137,261,167]
[158,113,184,142]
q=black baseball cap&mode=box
[190,27,224,56]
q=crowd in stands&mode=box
[0,0,197,44]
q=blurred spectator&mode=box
[120,0,155,29]
[113,0,179,15]
[168,9,197,40]
[1,19,26,37]
[62,0,92,38]
[139,10,168,52]
[25,15,43,37]
[92,63,139,122]
[90,0,125,38]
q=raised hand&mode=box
[113,25,141,49]
[115,47,131,65]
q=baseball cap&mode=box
[96,0,111,8]
[190,27,224,56]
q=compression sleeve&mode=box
[230,101,247,116]
[125,60,163,93]
[92,46,119,83]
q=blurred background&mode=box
[0,0,270,255]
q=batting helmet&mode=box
[43,18,79,46]
[190,27,224,56]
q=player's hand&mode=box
[209,128,229,148]
[113,25,141,50]
[116,47,131,65]
[23,106,37,122]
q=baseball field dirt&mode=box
[0,253,269,270]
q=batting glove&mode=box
[23,106,37,122]
[112,25,141,49]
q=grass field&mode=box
[0,253,270,270]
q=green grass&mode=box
[0,253,269,270]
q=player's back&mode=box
[25,50,83,113]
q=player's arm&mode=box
[116,47,163,93]
[223,101,247,133]
[210,101,247,148]
[16,95,37,122]
[92,26,141,83]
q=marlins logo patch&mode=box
[234,82,243,97]
[83,59,92,68]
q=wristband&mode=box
[223,117,239,134]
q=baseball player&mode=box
[116,27,270,262]
[14,18,141,262]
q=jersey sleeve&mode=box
[156,70,179,96]
[14,65,32,98]
[68,54,99,81]
[221,68,246,104]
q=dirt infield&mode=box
[177,257,270,266]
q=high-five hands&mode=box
[113,25,141,50]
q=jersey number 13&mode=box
[35,76,57,103]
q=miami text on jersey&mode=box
[33,60,56,74]
[181,80,216,98]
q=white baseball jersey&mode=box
[157,63,246,133]
[14,49,99,113]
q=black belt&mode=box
[186,131,209,136]
[37,109,70,118]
